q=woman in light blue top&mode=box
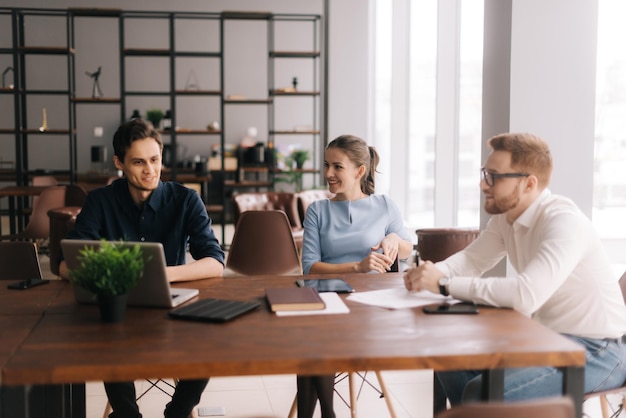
[297,135,413,418]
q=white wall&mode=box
[509,0,598,216]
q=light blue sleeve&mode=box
[301,200,323,275]
[383,195,413,243]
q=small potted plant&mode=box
[145,109,164,129]
[69,240,145,323]
[290,149,310,169]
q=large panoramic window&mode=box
[594,0,626,265]
[372,0,484,230]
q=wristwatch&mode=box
[438,277,451,296]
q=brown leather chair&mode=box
[226,210,301,276]
[47,206,81,277]
[416,228,480,263]
[0,185,67,243]
[435,396,575,418]
[46,184,87,277]
[232,192,303,249]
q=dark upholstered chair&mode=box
[435,396,575,418]
[415,228,480,263]
[226,210,301,276]
[47,206,81,277]
[232,192,303,249]
[46,184,87,277]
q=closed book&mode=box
[265,287,326,312]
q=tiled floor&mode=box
[85,371,434,418]
[6,217,619,418]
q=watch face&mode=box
[439,277,450,286]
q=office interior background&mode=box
[2,0,625,267]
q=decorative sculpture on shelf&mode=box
[184,69,200,91]
[39,108,48,132]
[292,76,298,90]
[85,66,103,98]
[2,66,13,89]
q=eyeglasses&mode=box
[481,167,529,187]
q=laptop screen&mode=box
[61,239,198,308]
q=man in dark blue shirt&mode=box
[60,119,224,418]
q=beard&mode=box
[484,187,520,214]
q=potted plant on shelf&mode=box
[69,240,145,323]
[290,149,310,169]
[145,109,164,129]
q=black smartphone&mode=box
[423,302,479,314]
[7,278,50,290]
[295,278,355,293]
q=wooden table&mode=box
[0,281,83,418]
[0,275,586,418]
[0,185,50,235]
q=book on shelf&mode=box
[265,287,326,312]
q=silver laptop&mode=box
[61,239,199,308]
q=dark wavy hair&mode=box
[113,118,163,162]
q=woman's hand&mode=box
[371,233,401,264]
[354,251,394,273]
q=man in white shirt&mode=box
[404,132,626,411]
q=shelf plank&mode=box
[160,129,222,135]
[221,11,272,20]
[68,8,122,17]
[125,91,171,96]
[18,46,76,55]
[270,130,320,135]
[22,129,73,134]
[175,90,222,96]
[123,48,170,56]
[270,51,320,58]
[224,98,272,105]
[175,51,221,58]
[271,91,320,96]
[71,98,121,103]
[23,89,70,95]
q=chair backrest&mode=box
[30,175,58,213]
[416,228,480,263]
[65,183,87,207]
[227,210,301,276]
[296,189,334,225]
[233,192,302,230]
[435,396,575,418]
[20,185,66,240]
[32,175,58,187]
[0,241,43,280]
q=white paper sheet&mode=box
[275,292,350,316]
[347,287,460,309]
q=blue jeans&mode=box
[436,335,626,407]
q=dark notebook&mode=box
[168,298,260,323]
[265,287,326,312]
